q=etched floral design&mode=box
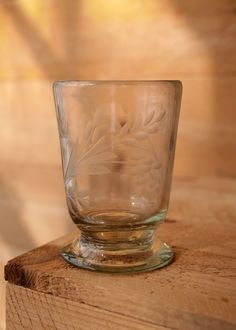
[118,104,166,142]
[64,104,166,198]
[65,110,116,181]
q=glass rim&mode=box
[53,79,182,87]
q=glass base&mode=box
[60,230,174,273]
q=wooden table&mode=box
[5,177,236,330]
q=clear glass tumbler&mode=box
[53,80,182,273]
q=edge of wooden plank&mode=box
[6,283,169,330]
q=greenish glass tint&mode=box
[53,80,182,273]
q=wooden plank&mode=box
[6,283,168,330]
[5,177,236,330]
[5,244,236,330]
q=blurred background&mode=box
[0,0,236,328]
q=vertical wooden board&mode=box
[6,283,168,330]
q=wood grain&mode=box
[7,283,167,330]
[5,177,236,330]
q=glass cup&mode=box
[53,80,182,273]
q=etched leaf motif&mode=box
[66,136,115,180]
[144,108,155,125]
[77,190,89,198]
[133,132,148,140]
[83,122,93,140]
[145,109,166,134]
[65,102,166,195]
[123,105,166,143]
[91,125,106,144]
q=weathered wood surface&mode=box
[5,177,236,330]
[6,283,167,330]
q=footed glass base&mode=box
[60,230,174,273]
